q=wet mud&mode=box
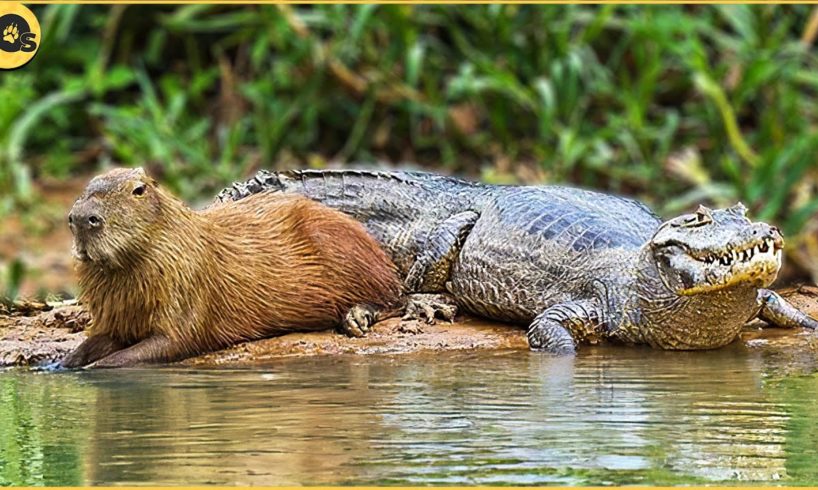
[1,286,816,368]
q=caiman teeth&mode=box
[697,237,777,266]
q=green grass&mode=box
[2,4,818,235]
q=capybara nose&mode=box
[69,210,103,232]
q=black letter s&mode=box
[20,32,36,53]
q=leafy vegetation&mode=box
[2,5,818,233]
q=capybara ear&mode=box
[131,167,156,186]
[130,167,148,179]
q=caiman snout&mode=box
[768,225,783,250]
[748,223,784,251]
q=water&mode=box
[2,344,818,486]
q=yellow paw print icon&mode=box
[3,23,19,44]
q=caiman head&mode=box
[649,203,783,296]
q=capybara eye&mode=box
[132,184,146,197]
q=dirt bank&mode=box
[0,302,527,367]
[2,287,818,368]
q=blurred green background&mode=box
[2,4,818,299]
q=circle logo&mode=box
[0,3,40,70]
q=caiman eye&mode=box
[672,215,708,228]
[680,216,710,228]
[673,206,713,228]
[132,184,147,197]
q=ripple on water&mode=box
[1,346,817,485]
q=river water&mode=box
[1,343,818,485]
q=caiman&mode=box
[218,169,818,354]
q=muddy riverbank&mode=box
[2,287,817,368]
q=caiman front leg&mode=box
[402,293,459,324]
[398,212,477,325]
[404,211,479,292]
[90,335,187,368]
[60,333,126,368]
[527,300,604,355]
[756,289,818,329]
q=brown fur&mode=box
[62,168,401,367]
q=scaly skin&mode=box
[218,169,818,353]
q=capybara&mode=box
[61,167,401,368]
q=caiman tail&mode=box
[218,169,482,276]
[217,168,478,216]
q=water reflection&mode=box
[1,344,817,485]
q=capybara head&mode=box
[69,167,171,268]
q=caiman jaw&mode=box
[679,237,782,295]
[693,236,779,266]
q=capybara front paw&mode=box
[58,353,83,369]
[341,304,377,338]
